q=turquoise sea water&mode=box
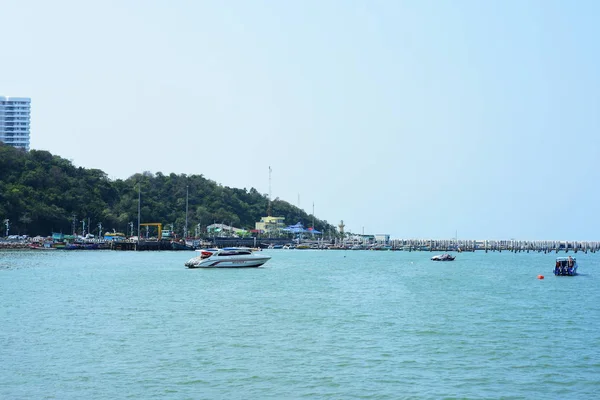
[1,249,599,399]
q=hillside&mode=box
[0,143,337,237]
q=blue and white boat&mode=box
[554,256,578,276]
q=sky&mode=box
[2,0,599,240]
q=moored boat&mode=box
[185,247,271,268]
[171,241,194,251]
[29,242,57,250]
[554,256,578,276]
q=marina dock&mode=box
[387,239,599,253]
[111,238,599,252]
[1,238,599,253]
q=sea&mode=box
[1,249,599,399]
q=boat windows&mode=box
[218,250,252,256]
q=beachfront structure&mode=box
[0,96,31,151]
[374,234,390,244]
[207,223,248,237]
[255,216,286,234]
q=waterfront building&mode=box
[207,223,248,237]
[0,96,31,151]
[255,216,286,234]
[374,234,390,244]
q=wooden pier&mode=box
[117,238,596,253]
[388,239,600,253]
[4,237,597,253]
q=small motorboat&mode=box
[185,247,271,268]
[431,253,455,261]
[554,256,578,276]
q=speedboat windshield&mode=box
[218,250,252,256]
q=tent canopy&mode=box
[283,222,308,233]
[281,222,322,234]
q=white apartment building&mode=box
[0,96,31,151]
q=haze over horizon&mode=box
[2,0,599,240]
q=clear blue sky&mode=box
[2,0,599,240]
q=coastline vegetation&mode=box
[0,143,336,237]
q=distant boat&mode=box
[29,243,56,250]
[161,230,175,240]
[171,241,194,251]
[104,232,126,242]
[431,253,455,261]
[554,256,578,276]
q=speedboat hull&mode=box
[185,248,271,268]
[554,267,577,276]
[187,257,270,268]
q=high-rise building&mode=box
[0,96,31,151]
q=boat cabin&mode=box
[218,248,252,256]
[198,247,253,259]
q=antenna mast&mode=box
[137,182,141,239]
[267,166,272,216]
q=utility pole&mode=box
[267,166,272,217]
[184,185,189,239]
[137,182,141,240]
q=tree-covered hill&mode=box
[0,143,337,237]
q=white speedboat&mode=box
[185,248,271,268]
[431,253,455,261]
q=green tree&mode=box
[0,143,337,237]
